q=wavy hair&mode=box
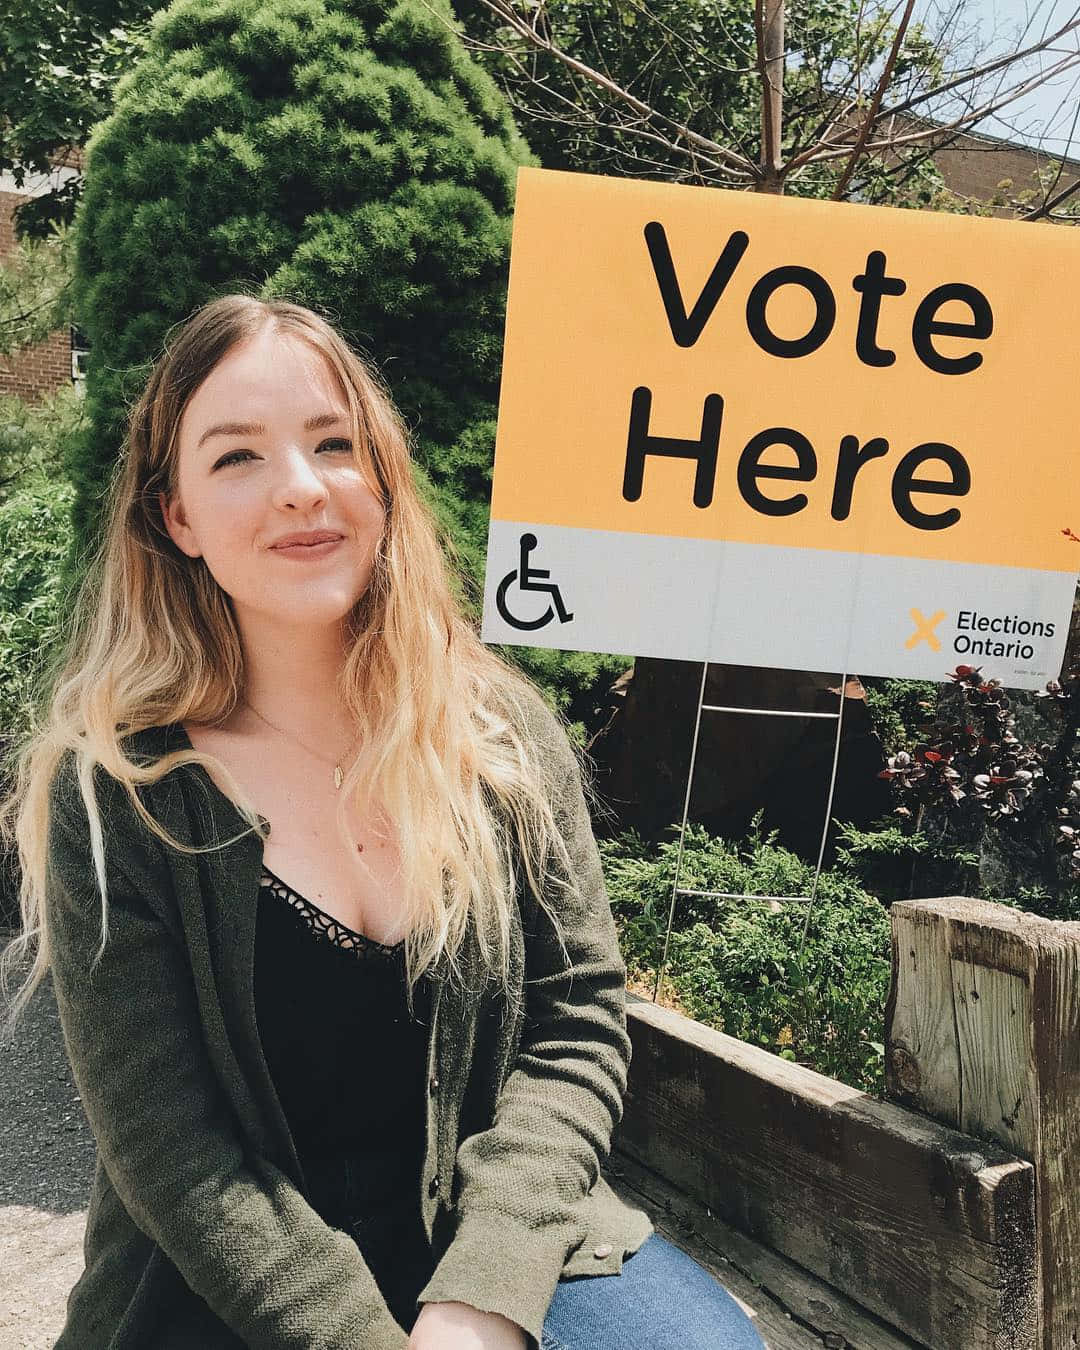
[0,293,585,1039]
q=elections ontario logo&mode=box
[906,607,1056,666]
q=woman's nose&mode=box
[271,448,329,508]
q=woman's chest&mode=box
[260,803,407,947]
[183,721,409,946]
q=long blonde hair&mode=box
[0,293,584,1038]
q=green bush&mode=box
[833,816,981,904]
[0,386,86,508]
[861,676,938,758]
[0,479,75,736]
[0,400,79,927]
[599,815,892,1094]
[0,389,84,737]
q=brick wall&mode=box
[0,153,83,405]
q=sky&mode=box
[911,0,1080,155]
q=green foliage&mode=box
[71,0,531,472]
[0,385,87,508]
[870,667,1080,915]
[861,676,938,758]
[1002,883,1080,921]
[599,814,891,1093]
[0,482,74,735]
[833,815,979,903]
[841,667,1080,920]
[0,395,80,747]
[979,162,1080,222]
[0,0,154,240]
[0,221,76,356]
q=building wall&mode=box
[929,125,1080,218]
[0,154,83,404]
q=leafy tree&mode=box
[0,0,152,239]
[451,0,1080,209]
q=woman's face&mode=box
[161,327,387,635]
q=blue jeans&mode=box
[540,1233,766,1350]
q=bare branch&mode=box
[446,0,756,176]
[754,0,784,185]
[1030,75,1080,206]
[1023,171,1080,221]
[474,31,753,185]
[785,3,913,172]
[874,9,1080,122]
[809,47,1080,164]
[829,0,917,198]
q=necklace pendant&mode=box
[334,764,343,790]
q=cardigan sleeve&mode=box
[44,757,411,1350]
[415,692,632,1347]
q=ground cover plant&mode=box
[598,813,891,1095]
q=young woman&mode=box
[0,294,766,1349]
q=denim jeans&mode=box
[308,1150,766,1348]
[540,1233,767,1350]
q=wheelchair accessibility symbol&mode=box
[496,533,574,631]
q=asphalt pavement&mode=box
[0,930,93,1349]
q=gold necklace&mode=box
[241,699,366,851]
[241,698,360,793]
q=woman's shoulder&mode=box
[120,722,182,762]
[49,724,183,854]
[505,684,576,759]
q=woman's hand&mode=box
[408,1300,528,1350]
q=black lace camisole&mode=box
[252,863,435,1332]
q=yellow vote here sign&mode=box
[481,167,1080,689]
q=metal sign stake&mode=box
[651,663,849,1003]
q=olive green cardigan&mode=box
[44,689,653,1349]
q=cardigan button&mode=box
[592,1244,613,1259]
[429,1074,439,1094]
[428,1175,440,1197]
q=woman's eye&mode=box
[214,438,353,470]
[214,450,253,469]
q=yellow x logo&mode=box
[906,608,946,651]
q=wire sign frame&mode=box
[651,663,850,1003]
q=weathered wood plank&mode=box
[623,993,1037,1349]
[605,1150,923,1349]
[603,1158,823,1349]
[886,897,1080,1350]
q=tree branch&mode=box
[440,0,756,176]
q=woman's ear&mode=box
[158,490,200,559]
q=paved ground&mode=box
[0,931,93,1349]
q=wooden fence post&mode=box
[885,897,1080,1349]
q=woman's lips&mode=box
[270,538,343,559]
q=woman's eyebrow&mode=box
[197,412,347,449]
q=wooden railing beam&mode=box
[886,896,1080,1350]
